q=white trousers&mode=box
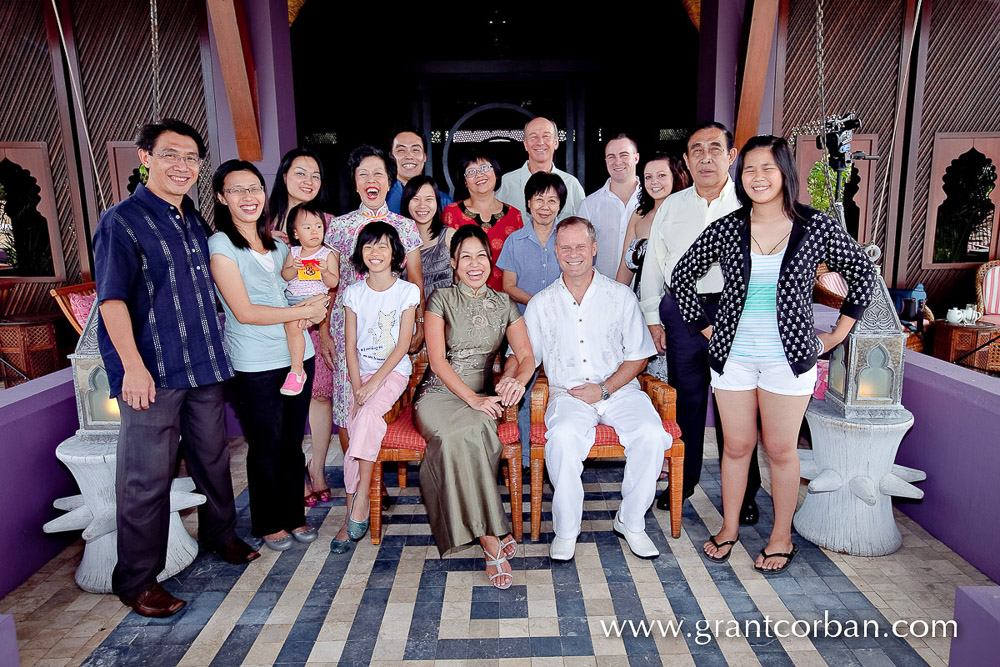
[544,385,672,537]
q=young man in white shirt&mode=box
[577,134,641,277]
[524,217,671,561]
[496,116,585,221]
[639,122,762,525]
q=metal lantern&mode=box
[69,304,121,441]
[823,278,908,420]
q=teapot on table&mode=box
[946,308,967,324]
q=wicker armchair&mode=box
[368,350,523,544]
[50,281,97,334]
[527,373,685,541]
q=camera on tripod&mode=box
[817,113,868,173]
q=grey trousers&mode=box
[112,383,238,598]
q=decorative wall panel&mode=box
[71,0,213,222]
[901,0,1000,304]
[0,0,76,316]
[781,0,904,258]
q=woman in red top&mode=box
[442,152,523,290]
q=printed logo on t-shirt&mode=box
[361,310,397,361]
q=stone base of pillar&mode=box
[794,400,924,557]
[43,436,206,594]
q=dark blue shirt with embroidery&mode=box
[94,183,234,397]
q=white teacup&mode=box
[946,308,966,324]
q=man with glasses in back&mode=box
[94,119,258,618]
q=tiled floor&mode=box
[4,433,990,666]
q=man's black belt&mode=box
[697,292,722,305]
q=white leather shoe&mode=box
[613,512,659,559]
[549,535,577,561]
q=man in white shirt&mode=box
[577,134,641,277]
[496,116,585,220]
[639,122,762,525]
[525,217,671,561]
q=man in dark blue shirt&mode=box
[386,129,453,214]
[94,119,257,618]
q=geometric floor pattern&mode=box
[7,435,989,666]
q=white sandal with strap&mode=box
[483,545,512,590]
[500,535,517,560]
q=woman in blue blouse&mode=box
[208,160,330,551]
[671,136,877,574]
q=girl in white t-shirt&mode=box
[279,202,339,396]
[331,221,420,552]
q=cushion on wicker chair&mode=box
[984,266,1000,315]
[818,272,849,298]
[528,420,682,445]
[380,406,428,452]
[69,292,97,328]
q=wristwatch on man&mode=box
[598,381,611,401]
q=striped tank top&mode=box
[729,247,786,361]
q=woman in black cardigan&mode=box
[671,135,877,574]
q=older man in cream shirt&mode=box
[639,121,762,525]
[496,116,585,221]
[525,216,671,561]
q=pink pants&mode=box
[344,371,409,494]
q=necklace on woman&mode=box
[750,218,792,255]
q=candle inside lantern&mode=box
[857,347,893,399]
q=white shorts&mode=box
[710,357,817,396]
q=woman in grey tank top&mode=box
[402,175,455,298]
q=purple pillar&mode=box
[697,0,745,129]
[697,0,779,138]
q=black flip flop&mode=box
[754,544,799,575]
[703,535,739,563]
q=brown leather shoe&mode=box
[120,583,186,618]
[209,539,261,565]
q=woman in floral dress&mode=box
[321,145,425,456]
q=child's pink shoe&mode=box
[280,371,307,396]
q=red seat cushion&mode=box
[381,406,428,452]
[529,419,682,446]
[381,406,520,452]
[497,422,520,446]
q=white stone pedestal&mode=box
[43,435,206,593]
[794,400,924,556]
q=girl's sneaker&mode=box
[280,371,307,396]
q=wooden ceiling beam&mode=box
[734,0,779,150]
[206,0,261,161]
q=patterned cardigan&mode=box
[670,206,878,376]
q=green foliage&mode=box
[932,148,996,263]
[807,160,847,212]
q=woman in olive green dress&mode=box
[414,225,535,589]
